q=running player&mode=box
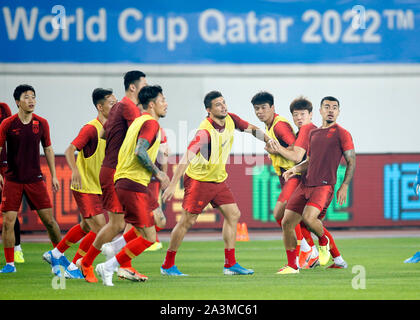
[160,90,275,276]
[95,85,169,286]
[266,97,346,269]
[251,92,307,267]
[78,70,149,283]
[0,102,24,264]
[42,88,116,278]
[0,85,61,273]
[278,96,356,274]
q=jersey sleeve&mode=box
[273,121,296,146]
[71,124,97,151]
[228,113,249,132]
[339,128,354,152]
[40,117,52,148]
[0,118,11,148]
[137,119,160,145]
[0,103,12,120]
[123,104,141,127]
[187,129,210,155]
[160,128,167,144]
[294,124,312,151]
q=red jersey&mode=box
[102,96,140,169]
[294,122,317,152]
[0,113,52,183]
[0,102,12,167]
[269,114,296,147]
[304,123,354,187]
[187,112,249,159]
[72,118,103,156]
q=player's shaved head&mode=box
[92,88,113,109]
[321,96,340,107]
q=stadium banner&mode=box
[0,0,419,64]
[1,154,419,232]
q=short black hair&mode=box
[139,85,163,109]
[92,88,113,109]
[320,96,340,106]
[251,91,274,107]
[204,91,223,109]
[290,96,313,114]
[124,70,146,91]
[13,84,35,101]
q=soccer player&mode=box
[278,96,356,274]
[78,70,149,282]
[160,90,274,276]
[42,88,116,278]
[0,102,24,264]
[404,163,420,263]
[265,97,346,269]
[251,92,308,267]
[95,85,169,286]
[0,85,61,273]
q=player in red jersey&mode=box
[78,71,150,282]
[42,88,116,279]
[95,85,169,286]
[266,97,346,269]
[278,96,356,274]
[161,91,275,276]
[0,85,61,273]
[0,102,24,264]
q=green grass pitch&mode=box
[1,237,420,300]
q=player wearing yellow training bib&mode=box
[42,88,117,279]
[160,90,275,277]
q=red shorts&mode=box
[278,175,301,203]
[1,179,52,212]
[72,190,106,219]
[286,183,334,217]
[182,174,236,214]
[147,180,160,212]
[99,166,123,213]
[116,188,154,228]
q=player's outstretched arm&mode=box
[336,149,356,206]
[135,138,170,189]
[265,142,306,163]
[283,158,309,182]
[162,149,196,203]
[44,145,60,192]
[64,144,82,190]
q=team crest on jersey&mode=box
[32,120,39,134]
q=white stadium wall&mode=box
[0,63,419,155]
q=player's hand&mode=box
[156,171,170,190]
[282,167,296,182]
[162,183,176,203]
[52,176,60,192]
[71,170,82,190]
[336,183,348,206]
[0,175,3,191]
[265,139,281,154]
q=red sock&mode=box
[81,245,101,268]
[56,224,87,253]
[300,223,314,247]
[123,227,139,243]
[52,242,58,248]
[224,248,236,268]
[286,249,297,269]
[295,224,302,255]
[72,231,96,264]
[4,247,14,263]
[323,227,340,258]
[115,236,153,266]
[318,233,329,246]
[162,250,177,269]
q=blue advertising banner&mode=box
[0,0,419,64]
